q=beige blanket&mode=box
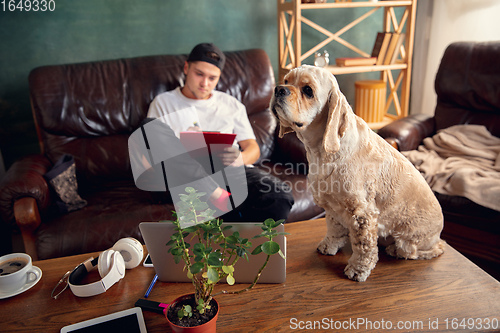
[402,125,500,212]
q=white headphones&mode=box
[68,237,144,297]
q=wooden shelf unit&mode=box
[277,0,417,129]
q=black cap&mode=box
[187,43,226,71]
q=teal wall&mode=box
[0,0,393,170]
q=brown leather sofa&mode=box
[378,41,500,279]
[0,49,323,261]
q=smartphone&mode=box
[143,254,153,267]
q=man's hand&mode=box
[219,146,244,167]
[218,139,260,166]
[186,126,202,132]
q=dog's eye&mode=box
[302,85,314,98]
[284,80,288,85]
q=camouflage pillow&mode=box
[44,154,87,214]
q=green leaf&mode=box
[225,243,237,250]
[203,209,216,218]
[190,262,204,275]
[207,267,219,283]
[262,241,280,255]
[185,187,196,193]
[179,211,196,224]
[223,225,232,231]
[193,202,209,211]
[194,243,205,250]
[183,226,198,233]
[264,218,275,227]
[272,219,285,228]
[278,249,286,260]
[222,265,234,274]
[236,247,247,258]
[251,245,263,255]
[187,270,193,279]
[166,239,176,246]
[226,235,238,244]
[176,200,190,210]
[227,274,235,285]
[193,243,205,257]
[186,193,199,202]
[200,224,213,232]
[207,252,222,267]
[173,255,182,264]
[170,248,182,256]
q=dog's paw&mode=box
[385,244,398,257]
[317,237,340,256]
[344,263,370,282]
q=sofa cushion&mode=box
[37,180,176,260]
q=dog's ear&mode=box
[278,123,293,138]
[322,83,349,154]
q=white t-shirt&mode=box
[147,87,256,145]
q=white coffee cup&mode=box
[0,253,40,293]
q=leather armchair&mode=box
[378,41,500,277]
[0,49,323,260]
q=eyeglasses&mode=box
[51,257,93,299]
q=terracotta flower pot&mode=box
[165,294,219,333]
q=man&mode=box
[146,43,293,222]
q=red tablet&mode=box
[180,132,237,153]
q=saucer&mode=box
[0,266,42,299]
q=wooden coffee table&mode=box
[1,219,499,332]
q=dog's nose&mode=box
[274,86,290,98]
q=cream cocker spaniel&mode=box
[270,65,445,282]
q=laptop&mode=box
[139,222,286,284]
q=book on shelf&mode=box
[383,33,406,65]
[371,32,392,65]
[335,57,377,67]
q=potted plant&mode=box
[163,187,287,332]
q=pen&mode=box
[135,298,169,315]
[144,274,158,298]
